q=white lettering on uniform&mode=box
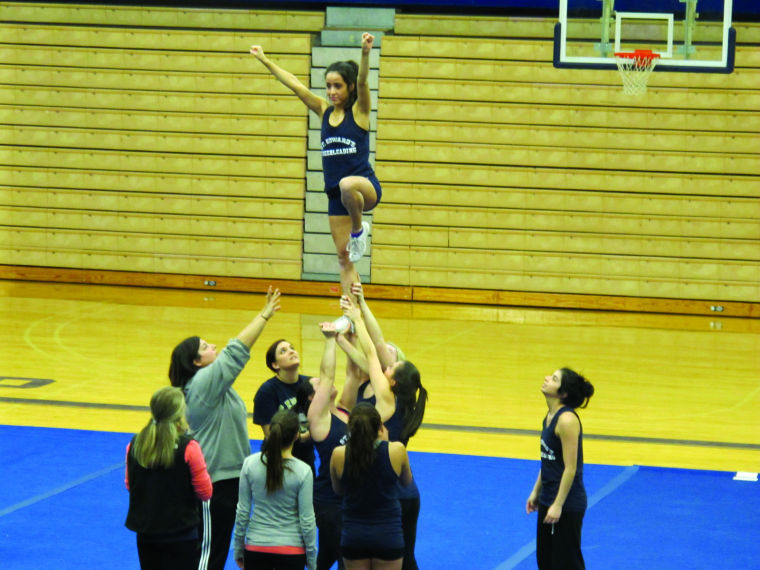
[322,147,358,157]
[322,136,358,157]
[540,438,556,461]
[322,136,356,148]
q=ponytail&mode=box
[133,386,186,469]
[260,409,299,494]
[559,367,595,409]
[391,361,427,443]
[345,403,382,484]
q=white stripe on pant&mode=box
[198,500,211,570]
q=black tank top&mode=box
[313,413,348,503]
[356,381,419,500]
[539,406,587,512]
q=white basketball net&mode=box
[615,51,659,96]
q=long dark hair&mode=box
[344,402,382,484]
[325,60,359,108]
[295,380,315,416]
[391,361,427,442]
[559,368,595,409]
[260,409,299,494]
[168,336,201,389]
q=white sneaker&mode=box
[347,221,370,263]
[332,315,354,335]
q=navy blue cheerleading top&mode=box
[340,440,403,551]
[357,381,419,501]
[313,413,349,504]
[321,106,375,196]
[252,374,315,471]
[539,406,587,512]
[356,381,406,445]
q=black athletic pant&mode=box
[536,504,585,570]
[136,537,200,570]
[200,477,240,570]
[314,499,344,570]
[400,496,420,570]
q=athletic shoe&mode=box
[332,315,354,335]
[347,221,370,263]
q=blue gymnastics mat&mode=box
[1,425,757,569]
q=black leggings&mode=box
[314,499,344,570]
[536,504,585,570]
[400,497,420,570]
[136,537,199,570]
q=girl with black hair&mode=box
[168,287,280,570]
[338,294,426,448]
[330,403,413,570]
[526,368,595,570]
[234,409,317,570]
[125,386,212,570]
[251,33,381,294]
[295,320,360,570]
[335,282,406,399]
[252,338,317,473]
[338,295,427,570]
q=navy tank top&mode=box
[313,413,349,504]
[356,380,419,500]
[340,440,403,550]
[321,106,374,194]
[539,406,587,512]
[356,380,374,408]
[356,381,406,444]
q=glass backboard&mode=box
[554,0,735,72]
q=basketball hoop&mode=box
[614,50,660,96]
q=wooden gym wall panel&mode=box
[0,167,305,200]
[372,17,760,303]
[376,120,757,155]
[0,3,325,32]
[377,163,758,198]
[379,100,760,133]
[0,86,304,116]
[379,77,760,111]
[394,13,760,43]
[0,2,319,280]
[0,24,313,53]
[381,54,760,90]
[2,45,310,76]
[0,106,307,137]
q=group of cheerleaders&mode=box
[124,34,595,570]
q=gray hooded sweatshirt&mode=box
[185,338,250,482]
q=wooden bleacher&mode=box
[370,15,760,303]
[0,3,324,280]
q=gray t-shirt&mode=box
[184,338,250,482]
[233,452,317,570]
